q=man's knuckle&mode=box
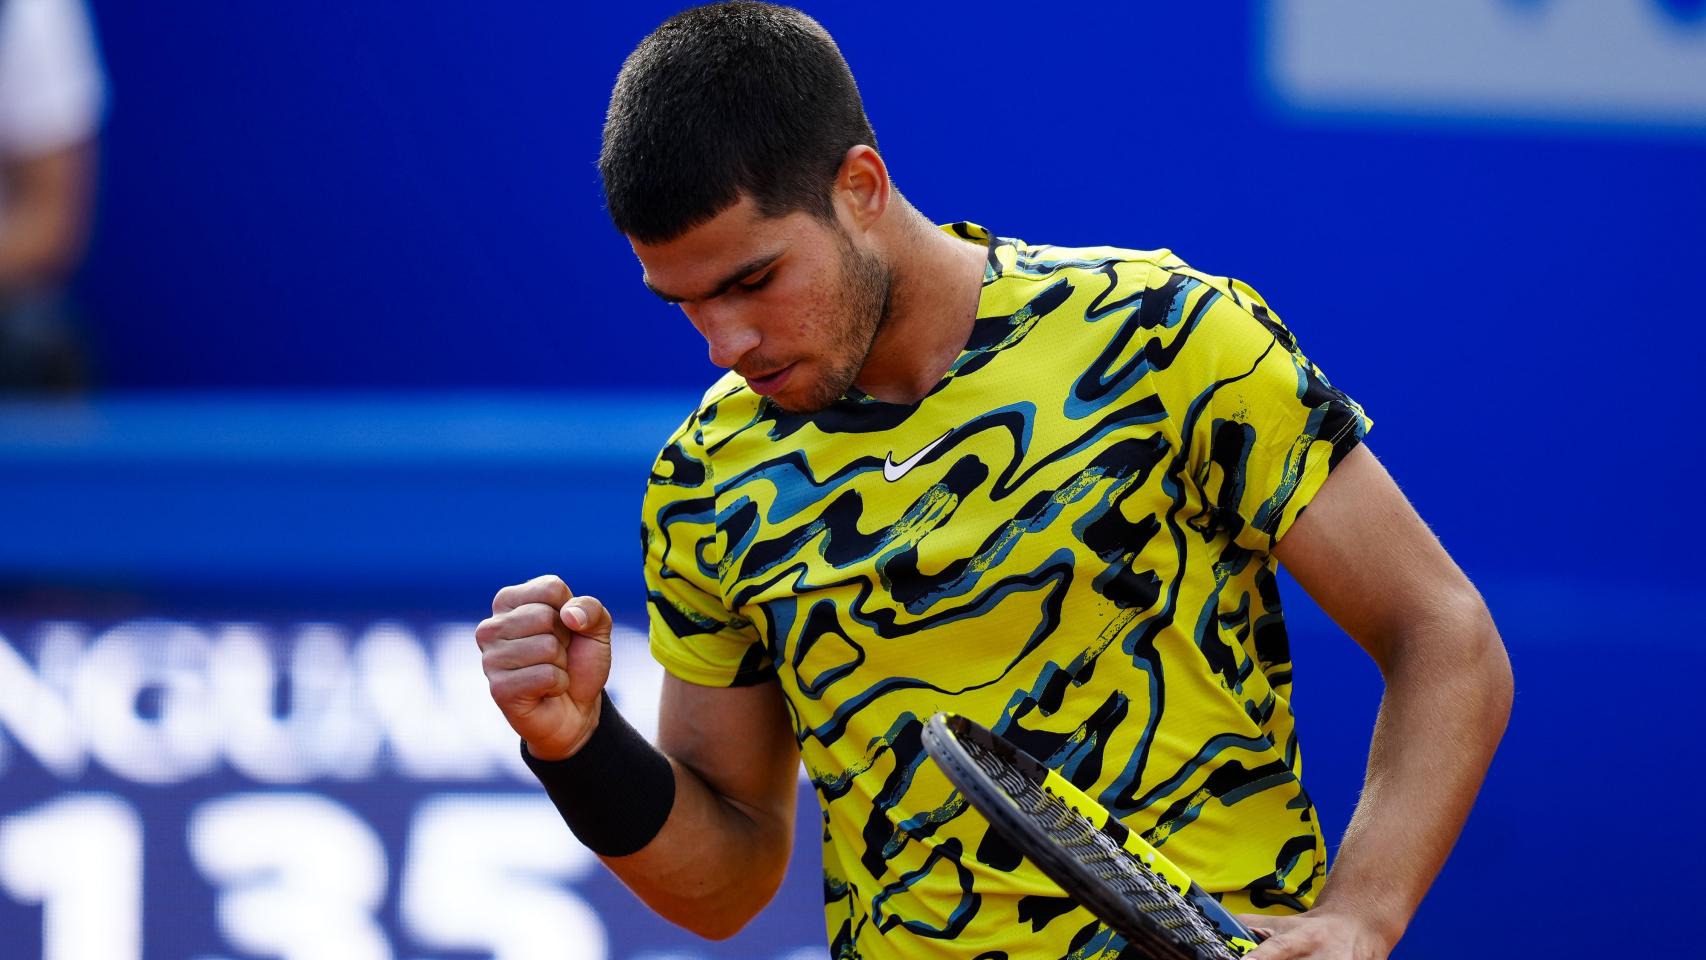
[517,604,557,633]
[507,634,548,664]
[492,589,525,615]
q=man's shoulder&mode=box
[944,222,1189,281]
[649,371,764,473]
[689,370,765,445]
[690,369,750,417]
[1000,235,1190,279]
[979,234,1204,317]
[994,235,1284,334]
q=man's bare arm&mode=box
[603,674,799,939]
[1239,444,1514,959]
[478,576,799,941]
[0,141,97,290]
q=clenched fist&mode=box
[476,574,614,761]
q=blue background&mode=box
[1,1,1702,958]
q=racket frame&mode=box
[921,712,1261,959]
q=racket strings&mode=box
[965,740,1236,959]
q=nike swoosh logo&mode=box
[883,430,952,482]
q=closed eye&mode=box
[737,271,773,293]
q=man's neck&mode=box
[853,213,988,405]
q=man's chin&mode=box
[762,364,859,414]
[765,380,846,415]
[767,393,833,415]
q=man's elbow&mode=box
[633,818,794,941]
[1468,596,1514,728]
[691,911,758,941]
[1426,588,1514,730]
[684,891,771,941]
[674,861,790,940]
[1385,588,1513,717]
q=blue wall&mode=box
[73,0,1706,585]
[2,2,1702,958]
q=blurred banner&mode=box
[1267,0,1706,130]
[0,620,827,959]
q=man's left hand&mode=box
[1232,909,1393,959]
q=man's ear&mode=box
[834,144,890,232]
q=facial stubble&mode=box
[783,231,892,414]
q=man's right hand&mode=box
[476,574,613,761]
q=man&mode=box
[0,0,106,390]
[476,4,1513,958]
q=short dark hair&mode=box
[599,2,878,244]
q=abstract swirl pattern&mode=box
[643,224,1372,959]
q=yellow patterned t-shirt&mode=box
[642,223,1372,959]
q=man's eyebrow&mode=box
[642,251,784,305]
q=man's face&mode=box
[630,194,890,414]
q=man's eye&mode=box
[738,272,773,292]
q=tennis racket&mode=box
[921,712,1262,960]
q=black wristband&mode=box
[519,691,677,857]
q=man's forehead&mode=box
[631,195,785,257]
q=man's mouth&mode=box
[744,364,794,396]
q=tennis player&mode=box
[475,4,1513,958]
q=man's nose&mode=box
[687,302,760,370]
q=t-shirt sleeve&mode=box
[642,412,773,687]
[1154,269,1373,555]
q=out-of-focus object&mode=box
[0,0,105,392]
[1268,0,1706,132]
